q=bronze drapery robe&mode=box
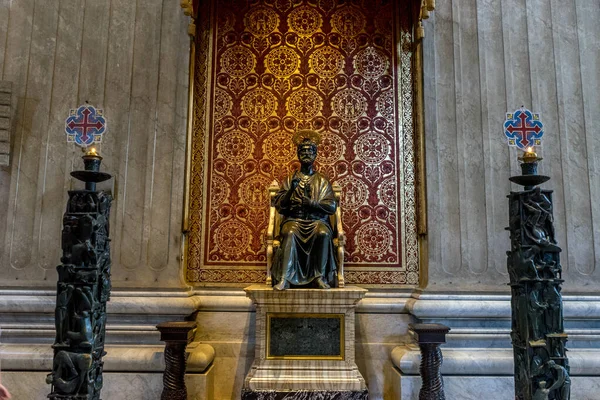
[272,171,337,286]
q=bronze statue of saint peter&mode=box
[271,130,337,290]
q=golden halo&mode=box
[292,129,322,146]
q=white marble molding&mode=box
[390,292,600,399]
[0,289,215,400]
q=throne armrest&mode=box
[265,180,280,285]
[332,183,345,288]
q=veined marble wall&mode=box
[423,0,600,292]
[0,1,598,399]
[0,0,190,288]
[6,0,596,294]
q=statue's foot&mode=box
[316,277,330,289]
[529,339,547,347]
[274,280,290,291]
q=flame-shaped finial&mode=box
[518,146,542,164]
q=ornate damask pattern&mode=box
[187,0,418,285]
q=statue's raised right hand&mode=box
[290,173,301,189]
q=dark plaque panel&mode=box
[268,314,343,359]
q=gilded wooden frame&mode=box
[180,0,434,287]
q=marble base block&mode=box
[243,285,368,393]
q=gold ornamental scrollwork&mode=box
[417,0,436,39]
[180,0,198,37]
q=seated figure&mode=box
[269,130,342,290]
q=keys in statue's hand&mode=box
[302,196,311,208]
[302,182,311,208]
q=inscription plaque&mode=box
[267,313,344,360]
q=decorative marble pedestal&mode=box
[243,285,368,399]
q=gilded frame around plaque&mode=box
[265,313,345,361]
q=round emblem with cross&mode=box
[504,107,544,150]
[65,105,107,147]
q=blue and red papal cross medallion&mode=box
[65,105,107,147]
[504,107,544,150]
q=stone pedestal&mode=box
[243,285,368,399]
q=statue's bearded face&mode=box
[297,143,317,164]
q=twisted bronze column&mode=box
[409,323,450,400]
[157,322,197,400]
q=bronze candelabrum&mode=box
[47,148,112,400]
[507,148,570,400]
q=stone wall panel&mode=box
[0,0,189,288]
[424,0,600,291]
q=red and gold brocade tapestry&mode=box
[187,0,419,285]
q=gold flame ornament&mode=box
[518,147,542,163]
